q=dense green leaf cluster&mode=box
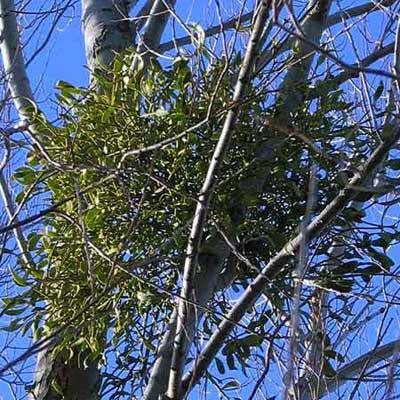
[4,49,400,390]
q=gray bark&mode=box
[276,0,332,115]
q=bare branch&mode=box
[158,11,253,53]
[308,42,395,99]
[300,340,400,400]
[327,0,396,27]
[0,0,35,268]
[165,2,272,399]
[257,0,396,71]
[276,21,399,81]
[158,0,396,56]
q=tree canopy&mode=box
[0,1,400,399]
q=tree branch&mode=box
[137,0,176,55]
[0,0,35,267]
[300,339,400,400]
[257,0,396,71]
[327,0,395,27]
[308,42,395,99]
[165,2,272,399]
[158,0,395,56]
[181,125,400,397]
[158,11,253,53]
[142,251,234,400]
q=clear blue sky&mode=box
[0,1,399,399]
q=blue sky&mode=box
[0,1,399,399]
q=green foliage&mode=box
[3,48,398,392]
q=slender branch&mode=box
[180,125,400,397]
[158,0,396,56]
[130,0,153,35]
[308,42,395,99]
[300,339,400,400]
[158,11,253,53]
[165,0,332,396]
[0,174,35,270]
[0,0,36,269]
[298,57,399,397]
[257,0,396,71]
[276,21,399,81]
[165,2,272,399]
[136,0,176,55]
[327,0,395,26]
[145,0,332,395]
[0,173,117,235]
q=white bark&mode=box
[0,0,36,270]
[138,0,176,54]
[82,0,132,74]
[0,0,33,118]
